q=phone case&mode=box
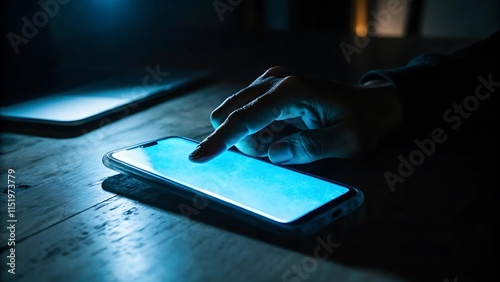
[102,136,364,237]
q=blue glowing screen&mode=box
[112,137,349,223]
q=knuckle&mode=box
[210,108,225,127]
[262,66,286,78]
[210,92,241,126]
[278,75,298,88]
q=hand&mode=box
[189,66,402,164]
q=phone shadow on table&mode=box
[101,172,360,243]
[102,137,498,281]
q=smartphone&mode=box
[102,136,364,236]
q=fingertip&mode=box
[188,145,204,162]
[188,140,227,163]
[188,146,214,163]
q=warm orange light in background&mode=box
[354,0,368,37]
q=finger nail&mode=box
[269,142,293,164]
[189,144,204,161]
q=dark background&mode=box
[1,1,499,281]
[2,0,499,105]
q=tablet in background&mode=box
[0,70,210,138]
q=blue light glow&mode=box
[0,75,175,122]
[113,137,349,223]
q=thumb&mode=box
[268,125,357,164]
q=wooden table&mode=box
[1,36,496,282]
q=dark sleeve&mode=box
[359,31,500,136]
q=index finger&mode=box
[189,76,306,162]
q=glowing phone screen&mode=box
[112,137,349,223]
